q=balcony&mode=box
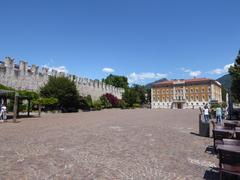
[173,98,186,103]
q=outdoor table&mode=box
[217,144,240,153]
[224,120,240,127]
[214,128,240,139]
[224,122,238,130]
[213,129,235,134]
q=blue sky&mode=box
[0,0,239,84]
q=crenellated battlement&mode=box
[0,57,124,100]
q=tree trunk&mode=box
[38,105,41,117]
[13,92,19,123]
[27,99,31,117]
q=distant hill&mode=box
[145,78,168,89]
[217,74,232,90]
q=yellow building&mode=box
[151,78,222,109]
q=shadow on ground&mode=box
[204,165,240,179]
[190,132,202,137]
[203,168,219,180]
[205,145,216,155]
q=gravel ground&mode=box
[0,109,217,180]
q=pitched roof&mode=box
[153,78,221,87]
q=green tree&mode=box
[132,84,147,104]
[40,76,80,112]
[103,74,128,89]
[221,86,227,102]
[33,97,58,106]
[229,50,240,102]
[123,88,140,107]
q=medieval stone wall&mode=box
[0,57,124,100]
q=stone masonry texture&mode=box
[0,57,124,100]
[0,109,217,179]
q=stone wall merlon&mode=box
[4,57,14,68]
[19,61,28,72]
[31,65,39,74]
[51,69,57,76]
[42,67,49,75]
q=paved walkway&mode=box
[0,109,217,180]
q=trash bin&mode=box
[199,114,210,137]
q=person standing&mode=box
[216,106,222,124]
[204,106,209,122]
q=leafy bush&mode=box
[102,93,119,108]
[40,76,80,112]
[100,95,112,108]
[118,99,127,109]
[133,103,141,108]
[19,90,39,100]
[33,97,59,106]
[33,97,59,112]
[19,104,28,112]
[79,95,92,111]
[92,100,102,110]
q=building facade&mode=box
[151,78,222,109]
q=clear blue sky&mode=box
[0,0,239,84]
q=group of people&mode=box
[201,104,223,124]
[0,104,7,122]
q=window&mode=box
[191,89,193,93]
[195,89,198,93]
[202,88,205,93]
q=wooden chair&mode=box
[218,149,240,179]
[213,130,234,151]
[236,131,240,140]
[235,127,240,131]
[224,122,237,130]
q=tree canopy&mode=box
[40,76,80,112]
[132,84,147,104]
[229,50,240,102]
[102,74,128,89]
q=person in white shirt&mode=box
[204,106,209,122]
[0,104,7,122]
